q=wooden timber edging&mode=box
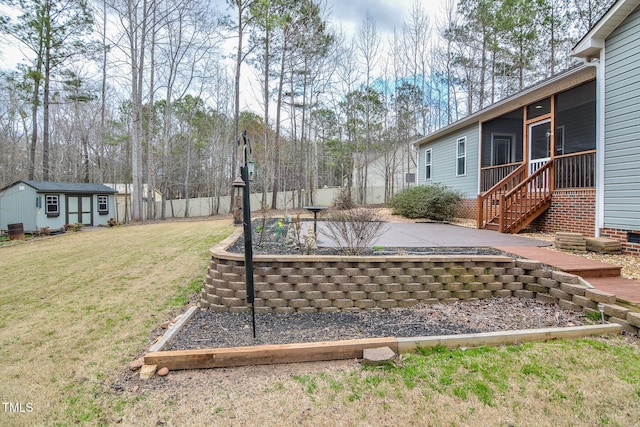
[144,323,622,371]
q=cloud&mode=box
[327,0,412,34]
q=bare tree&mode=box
[355,13,380,204]
[1,0,94,181]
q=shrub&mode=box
[332,187,355,210]
[66,223,84,232]
[323,208,387,255]
[387,184,463,221]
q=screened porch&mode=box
[479,80,596,192]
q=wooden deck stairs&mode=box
[478,161,553,234]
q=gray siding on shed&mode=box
[0,184,38,232]
[417,123,479,198]
[1,181,117,232]
[604,5,640,230]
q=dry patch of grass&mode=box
[0,219,233,425]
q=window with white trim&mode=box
[45,194,59,216]
[456,137,466,176]
[97,195,109,214]
[424,148,432,181]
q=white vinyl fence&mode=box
[115,186,388,222]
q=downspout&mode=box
[583,52,605,237]
[477,123,482,196]
[414,143,420,185]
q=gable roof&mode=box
[573,0,640,59]
[2,180,118,194]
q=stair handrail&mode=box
[500,159,553,233]
[477,162,527,229]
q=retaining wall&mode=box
[198,229,640,334]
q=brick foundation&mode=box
[529,189,596,236]
[600,228,640,255]
[198,228,639,334]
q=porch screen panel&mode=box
[481,111,524,167]
[555,81,596,155]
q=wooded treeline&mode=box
[0,0,613,220]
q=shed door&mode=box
[67,195,93,226]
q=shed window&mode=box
[456,138,466,176]
[97,195,109,214]
[46,195,59,217]
[424,148,432,181]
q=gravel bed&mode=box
[166,297,586,350]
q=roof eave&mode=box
[572,0,640,58]
[572,38,605,59]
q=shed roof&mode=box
[2,180,118,194]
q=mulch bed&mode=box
[165,297,586,350]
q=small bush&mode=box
[66,223,84,232]
[388,184,463,221]
[333,187,355,210]
[323,208,387,255]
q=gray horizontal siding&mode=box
[603,5,640,230]
[417,123,479,198]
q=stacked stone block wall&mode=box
[198,231,639,334]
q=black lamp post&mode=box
[239,130,256,338]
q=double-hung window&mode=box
[424,148,432,181]
[456,137,466,176]
[45,194,60,217]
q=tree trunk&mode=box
[28,72,40,181]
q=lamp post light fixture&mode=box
[247,161,255,183]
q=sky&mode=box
[1,0,452,70]
[0,0,452,114]
[326,0,451,36]
[211,0,451,113]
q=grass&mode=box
[0,219,233,426]
[1,218,639,426]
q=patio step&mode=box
[496,246,621,278]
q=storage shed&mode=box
[0,180,118,234]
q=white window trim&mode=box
[456,137,467,177]
[45,194,60,216]
[424,148,432,181]
[490,132,517,165]
[97,194,109,214]
[555,125,565,155]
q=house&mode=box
[0,180,118,233]
[351,144,417,204]
[414,0,640,254]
